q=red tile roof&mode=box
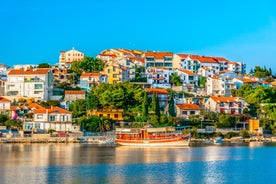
[145,88,168,94]
[176,54,189,59]
[210,96,238,103]
[0,96,10,102]
[145,51,173,59]
[65,90,86,95]
[10,103,43,111]
[176,104,201,110]
[8,69,50,75]
[80,72,102,78]
[34,107,71,114]
[178,69,195,75]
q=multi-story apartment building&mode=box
[197,66,216,77]
[80,72,107,92]
[206,76,236,97]
[205,96,248,115]
[5,68,54,100]
[228,62,246,74]
[177,69,198,85]
[146,67,172,88]
[33,106,72,132]
[59,48,84,68]
[103,60,130,84]
[172,54,188,70]
[144,51,173,70]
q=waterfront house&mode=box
[33,106,72,132]
[175,104,201,120]
[204,96,248,115]
[5,68,54,101]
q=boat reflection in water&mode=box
[115,126,190,147]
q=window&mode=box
[114,114,118,119]
[37,115,43,119]
[182,111,187,115]
[113,74,117,78]
[190,111,195,115]
[49,115,56,121]
[108,69,110,73]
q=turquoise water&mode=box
[0,143,275,184]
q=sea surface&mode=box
[0,142,275,184]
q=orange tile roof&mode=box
[65,90,86,95]
[8,69,50,75]
[10,103,43,111]
[145,51,173,59]
[178,69,195,75]
[28,103,44,109]
[80,72,102,77]
[237,78,257,83]
[176,54,189,59]
[0,96,10,102]
[34,106,71,114]
[214,57,229,62]
[176,104,201,110]
[145,88,168,94]
[132,57,145,63]
[210,96,237,103]
[199,56,218,63]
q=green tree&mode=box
[216,114,236,128]
[142,91,149,121]
[40,100,60,108]
[81,56,104,72]
[151,92,160,120]
[69,99,87,118]
[37,63,50,68]
[170,73,181,86]
[0,114,8,125]
[4,119,22,129]
[168,91,176,117]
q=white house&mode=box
[175,104,201,119]
[5,68,54,100]
[146,67,172,88]
[33,106,72,132]
[177,69,198,85]
[206,76,236,97]
[205,96,248,115]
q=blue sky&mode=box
[1,0,276,73]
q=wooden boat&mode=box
[115,127,190,147]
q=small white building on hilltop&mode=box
[59,48,84,68]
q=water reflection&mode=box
[0,143,276,183]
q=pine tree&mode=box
[168,91,176,117]
[142,91,149,121]
[152,92,160,121]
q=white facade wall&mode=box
[5,71,53,100]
